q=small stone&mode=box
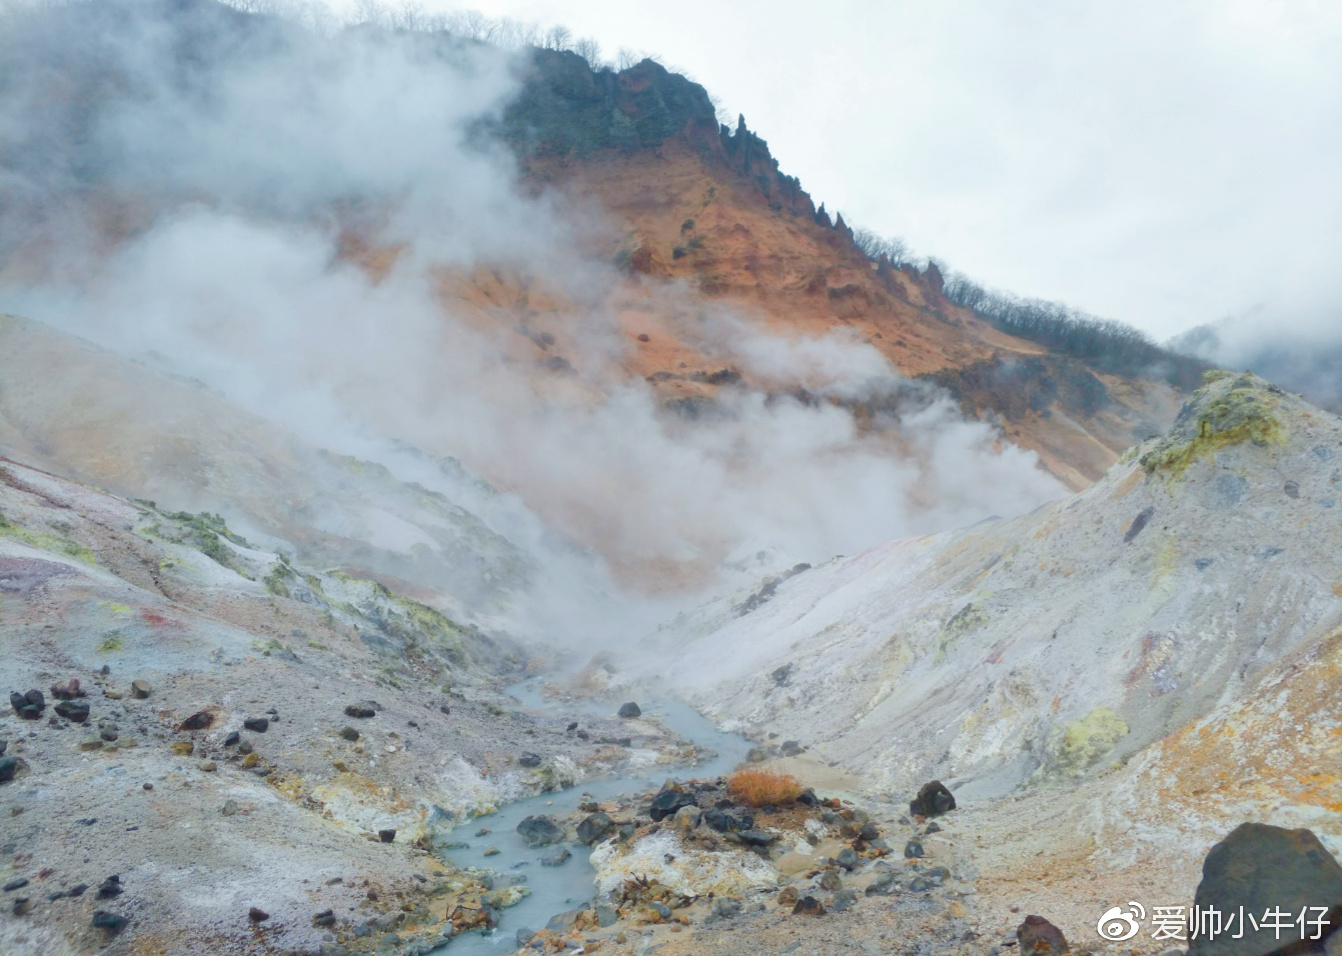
[242,752,259,768]
[91,909,128,932]
[97,876,123,899]
[313,909,336,927]
[792,895,825,916]
[248,906,269,922]
[55,700,90,723]
[131,679,151,699]
[344,704,376,719]
[516,815,564,847]
[904,838,925,858]
[171,741,194,756]
[617,701,641,719]
[924,821,942,834]
[80,738,104,752]
[817,869,843,891]
[3,878,29,892]
[1017,915,1068,956]
[178,710,213,731]
[378,828,396,843]
[198,760,217,772]
[540,847,571,867]
[223,732,240,747]
[832,888,858,911]
[100,728,118,742]
[221,800,239,816]
[778,886,799,906]
[237,740,253,755]
[482,847,500,857]
[796,788,818,807]
[518,752,542,768]
[243,717,269,733]
[0,756,20,783]
[338,727,359,741]
[577,811,615,845]
[837,848,859,870]
[68,884,88,897]
[105,690,124,700]
[142,783,153,790]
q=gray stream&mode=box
[429,678,753,953]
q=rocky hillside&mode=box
[0,455,694,955]
[637,371,1341,922]
[0,0,1186,492]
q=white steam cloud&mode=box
[0,1,1064,644]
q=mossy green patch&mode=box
[100,602,132,615]
[264,561,296,598]
[97,633,124,653]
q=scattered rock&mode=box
[837,848,858,870]
[518,752,542,768]
[516,815,564,847]
[0,756,23,782]
[344,704,376,719]
[178,711,213,731]
[925,821,942,834]
[223,731,240,746]
[738,829,777,847]
[577,812,615,845]
[779,740,803,756]
[378,829,396,843]
[833,888,858,911]
[338,727,359,741]
[1017,915,1068,956]
[131,679,151,699]
[143,783,153,790]
[221,800,239,816]
[617,701,641,719]
[91,910,128,933]
[11,897,31,915]
[248,906,269,922]
[10,690,44,720]
[817,869,843,891]
[904,839,925,859]
[796,788,818,807]
[198,760,217,772]
[50,679,84,700]
[97,876,123,899]
[54,699,90,723]
[909,780,956,818]
[865,873,898,896]
[648,785,698,822]
[313,909,336,927]
[3,878,29,892]
[243,717,269,733]
[540,847,571,867]
[792,896,825,916]
[778,886,799,906]
[80,738,103,752]
[1188,822,1342,956]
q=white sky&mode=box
[348,0,1342,340]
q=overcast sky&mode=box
[348,0,1342,341]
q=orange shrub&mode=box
[726,768,803,807]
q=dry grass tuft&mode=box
[726,768,803,807]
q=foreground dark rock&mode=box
[909,780,956,818]
[516,815,565,847]
[1017,915,1068,956]
[1189,823,1342,956]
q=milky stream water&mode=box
[429,678,753,954]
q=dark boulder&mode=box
[1188,823,1342,956]
[178,710,213,731]
[516,815,564,847]
[344,704,376,719]
[576,812,615,845]
[518,752,542,768]
[617,702,641,719]
[737,830,777,847]
[792,896,825,916]
[243,717,269,733]
[91,911,128,933]
[909,780,956,818]
[1017,915,1068,956]
[54,700,90,723]
[648,786,697,822]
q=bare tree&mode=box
[616,47,639,70]
[572,36,601,65]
